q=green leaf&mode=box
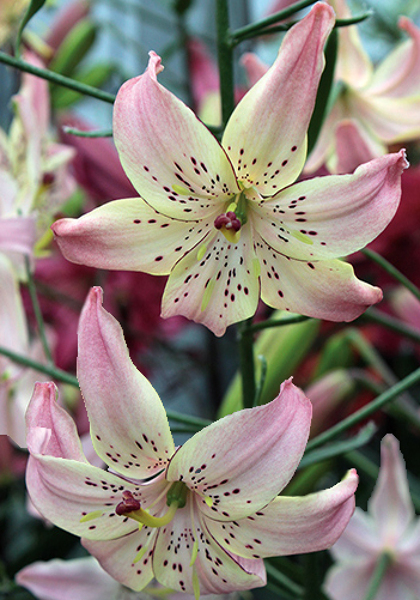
[51,63,114,109]
[300,422,377,469]
[49,18,97,80]
[15,0,47,53]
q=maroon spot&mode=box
[155,256,163,261]
[291,145,297,152]
[133,219,141,224]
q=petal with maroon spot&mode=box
[255,235,382,321]
[77,288,175,479]
[52,199,218,275]
[113,51,240,220]
[83,529,156,591]
[222,3,335,196]
[205,469,358,559]
[167,379,311,521]
[252,151,407,260]
[161,223,259,337]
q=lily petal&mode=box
[367,17,420,98]
[334,120,387,175]
[0,217,36,256]
[329,507,381,561]
[369,434,414,547]
[16,557,120,600]
[113,51,239,220]
[161,224,259,337]
[25,384,140,540]
[255,236,382,321]
[222,2,335,195]
[205,469,358,558]
[52,199,217,275]
[152,495,266,595]
[77,287,175,479]
[253,150,407,260]
[167,379,311,521]
[82,529,156,591]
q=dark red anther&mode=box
[115,490,141,516]
[214,211,241,232]
[42,172,55,186]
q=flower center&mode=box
[214,192,248,243]
[115,481,188,529]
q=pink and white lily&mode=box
[52,3,407,336]
[26,286,358,596]
[325,434,420,600]
[306,0,420,174]
[0,52,75,268]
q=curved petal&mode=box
[77,287,175,479]
[356,94,420,144]
[335,119,387,174]
[367,18,420,98]
[161,222,259,337]
[205,469,357,559]
[369,434,414,546]
[153,495,266,595]
[26,438,142,540]
[167,379,312,521]
[241,52,268,87]
[52,199,216,275]
[82,529,156,591]
[252,150,407,260]
[255,236,382,321]
[16,557,120,600]
[26,382,87,462]
[113,51,239,220]
[331,0,373,88]
[222,2,335,195]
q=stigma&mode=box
[214,211,242,243]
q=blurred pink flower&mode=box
[325,434,420,600]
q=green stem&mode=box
[25,256,53,365]
[231,0,316,42]
[306,366,420,452]
[247,314,311,334]
[302,553,322,600]
[62,127,113,138]
[216,0,235,128]
[361,308,420,345]
[0,51,116,104]
[0,344,78,386]
[363,553,392,600]
[265,561,303,597]
[237,319,256,410]
[362,248,420,303]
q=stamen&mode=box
[214,212,242,243]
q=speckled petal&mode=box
[113,51,239,220]
[25,385,140,540]
[161,223,259,337]
[167,379,311,521]
[52,199,217,275]
[83,529,156,591]
[153,495,266,595]
[252,150,407,260]
[205,469,358,559]
[222,3,335,196]
[255,235,382,321]
[78,288,175,478]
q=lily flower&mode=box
[51,3,407,337]
[26,286,358,596]
[325,434,420,600]
[305,0,420,174]
[0,52,75,269]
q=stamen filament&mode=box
[127,501,179,528]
